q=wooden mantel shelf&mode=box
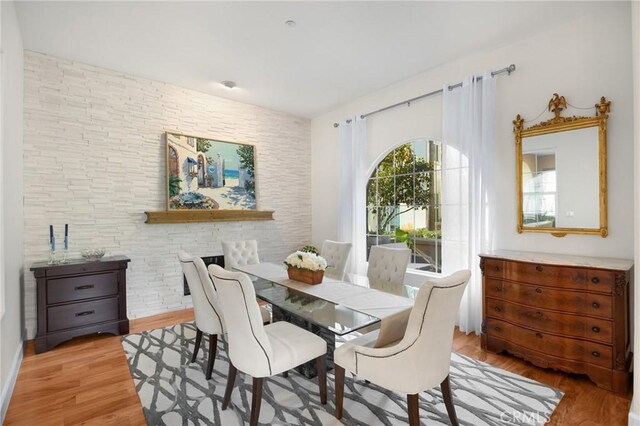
[145,210,274,224]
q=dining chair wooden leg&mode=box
[334,365,345,419]
[316,355,327,405]
[250,377,263,426]
[222,362,237,410]
[206,334,218,380]
[407,393,420,426]
[440,374,459,426]
[192,329,203,363]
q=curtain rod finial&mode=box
[507,64,516,75]
[333,123,339,128]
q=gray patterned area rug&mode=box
[121,322,563,426]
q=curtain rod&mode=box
[333,63,516,128]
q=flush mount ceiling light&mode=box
[284,20,296,28]
[221,80,236,89]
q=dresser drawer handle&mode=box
[592,351,601,358]
[591,277,600,284]
[494,306,502,312]
[493,286,502,292]
[535,311,543,317]
[75,310,95,317]
[592,326,600,333]
[74,285,94,291]
[535,333,543,339]
[494,266,500,271]
[494,326,501,332]
[592,302,600,309]
[536,265,543,272]
[535,288,543,294]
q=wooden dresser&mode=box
[31,255,130,353]
[479,250,632,394]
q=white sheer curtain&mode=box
[441,72,496,334]
[337,116,368,276]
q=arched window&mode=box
[366,139,442,273]
[168,145,179,177]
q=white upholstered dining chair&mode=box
[177,250,224,380]
[320,240,352,280]
[207,265,328,426]
[334,270,471,426]
[221,239,270,324]
[222,239,260,270]
[366,245,411,295]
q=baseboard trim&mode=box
[0,340,24,422]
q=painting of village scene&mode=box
[166,132,257,210]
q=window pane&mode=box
[395,174,414,205]
[366,207,379,234]
[393,145,415,175]
[366,178,377,206]
[377,177,395,206]
[377,151,394,178]
[428,140,442,168]
[412,139,428,164]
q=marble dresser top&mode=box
[479,249,633,271]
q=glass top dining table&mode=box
[234,263,414,337]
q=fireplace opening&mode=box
[184,255,225,296]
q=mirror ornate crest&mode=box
[514,94,610,238]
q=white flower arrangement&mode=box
[284,251,328,272]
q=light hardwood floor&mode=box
[4,309,631,425]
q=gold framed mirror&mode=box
[514,94,610,238]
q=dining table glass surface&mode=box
[252,277,380,335]
[235,263,415,336]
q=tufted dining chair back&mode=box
[178,250,224,336]
[320,240,352,280]
[366,245,411,295]
[222,240,260,270]
[207,264,274,377]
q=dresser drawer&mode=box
[503,262,612,294]
[486,279,612,319]
[486,297,613,344]
[485,318,612,369]
[46,272,118,305]
[47,297,119,332]
[483,258,504,278]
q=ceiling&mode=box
[15,1,608,118]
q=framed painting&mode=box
[165,131,257,210]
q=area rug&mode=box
[121,322,563,426]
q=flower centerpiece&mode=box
[284,249,328,285]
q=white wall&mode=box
[630,1,640,424]
[0,1,24,421]
[311,3,633,263]
[22,52,312,339]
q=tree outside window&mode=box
[366,139,442,273]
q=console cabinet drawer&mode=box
[485,318,612,369]
[486,297,613,344]
[46,272,118,304]
[502,261,612,294]
[47,297,119,332]
[486,278,612,319]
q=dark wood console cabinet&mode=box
[480,250,632,394]
[31,255,130,353]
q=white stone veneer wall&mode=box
[22,52,311,338]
